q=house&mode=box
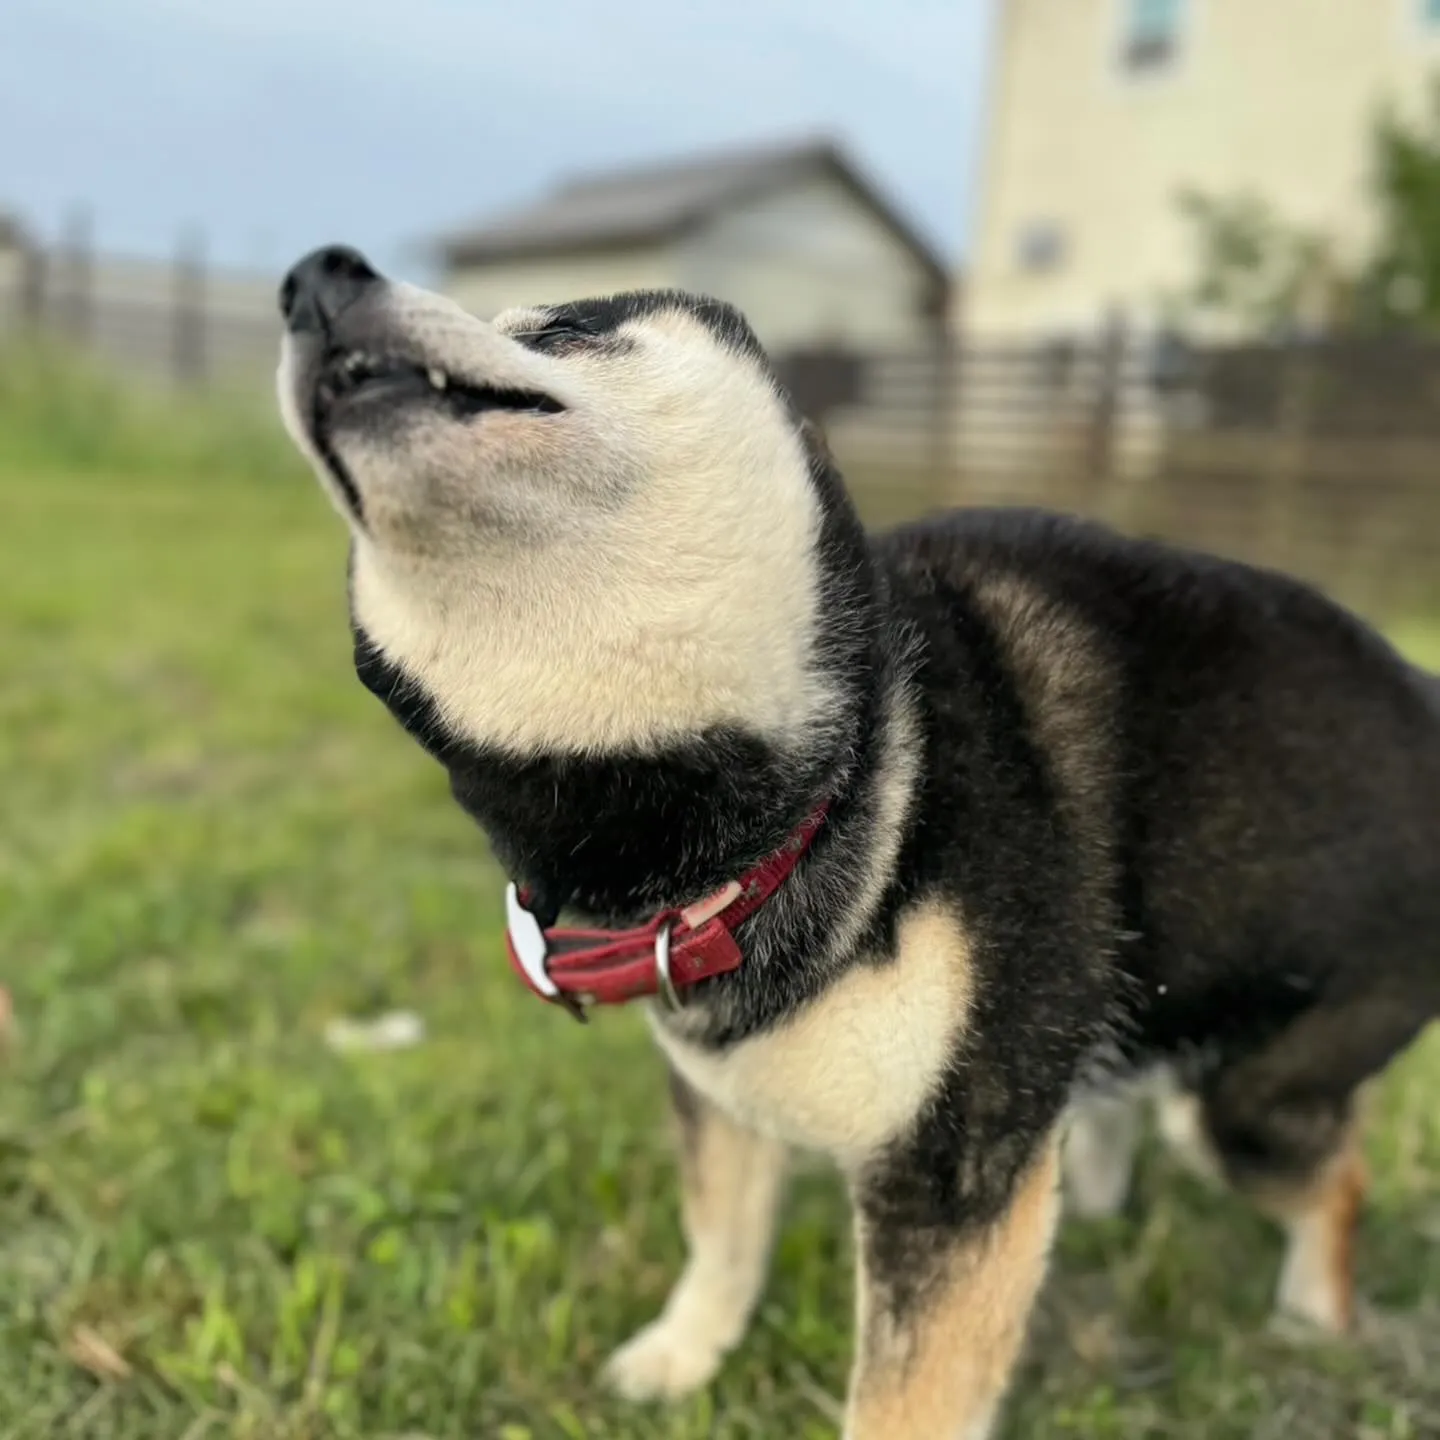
[435,136,952,412]
[966,0,1440,339]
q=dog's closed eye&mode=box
[513,315,600,355]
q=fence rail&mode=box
[0,226,281,391]
[825,332,1440,621]
[1,228,1437,621]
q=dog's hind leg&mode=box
[1204,1081,1368,1334]
[1063,1086,1142,1219]
[845,1132,1062,1440]
[603,1069,788,1401]
[1268,1131,1368,1334]
[1193,995,1422,1334]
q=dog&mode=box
[274,245,1440,1439]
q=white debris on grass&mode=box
[323,1009,426,1054]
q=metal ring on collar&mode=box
[654,920,683,1012]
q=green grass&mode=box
[2,364,1439,1438]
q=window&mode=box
[1015,220,1068,275]
[1121,0,1185,73]
[1424,0,1440,29]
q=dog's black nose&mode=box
[279,245,381,334]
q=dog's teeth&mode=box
[428,368,448,391]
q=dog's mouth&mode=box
[312,349,565,429]
[302,349,565,521]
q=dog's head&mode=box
[276,247,870,759]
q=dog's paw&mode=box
[1064,1170,1131,1221]
[1267,1308,1345,1346]
[603,1320,722,1402]
[1063,1093,1139,1221]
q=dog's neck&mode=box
[355,615,875,926]
[352,450,888,925]
[351,562,923,1044]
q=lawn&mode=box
[2,370,1438,1439]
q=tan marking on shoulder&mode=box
[656,900,976,1164]
[822,686,923,963]
[967,570,1118,913]
[847,1137,1062,1440]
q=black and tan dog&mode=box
[275,246,1440,1438]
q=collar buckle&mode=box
[502,802,829,1018]
[505,882,590,1022]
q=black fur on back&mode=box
[898,508,1440,1070]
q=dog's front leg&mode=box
[604,1068,788,1401]
[845,1134,1062,1440]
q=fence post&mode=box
[172,227,207,387]
[1264,338,1316,574]
[1085,310,1128,517]
[18,241,46,331]
[930,327,958,509]
[60,206,94,348]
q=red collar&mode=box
[504,805,828,1020]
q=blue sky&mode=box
[0,0,995,280]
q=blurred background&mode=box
[7,0,1440,613]
[2,4,1439,1439]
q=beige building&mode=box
[967,0,1440,338]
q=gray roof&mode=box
[438,136,947,287]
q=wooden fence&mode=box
[787,332,1440,622]
[0,218,279,390]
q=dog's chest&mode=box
[651,905,975,1163]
